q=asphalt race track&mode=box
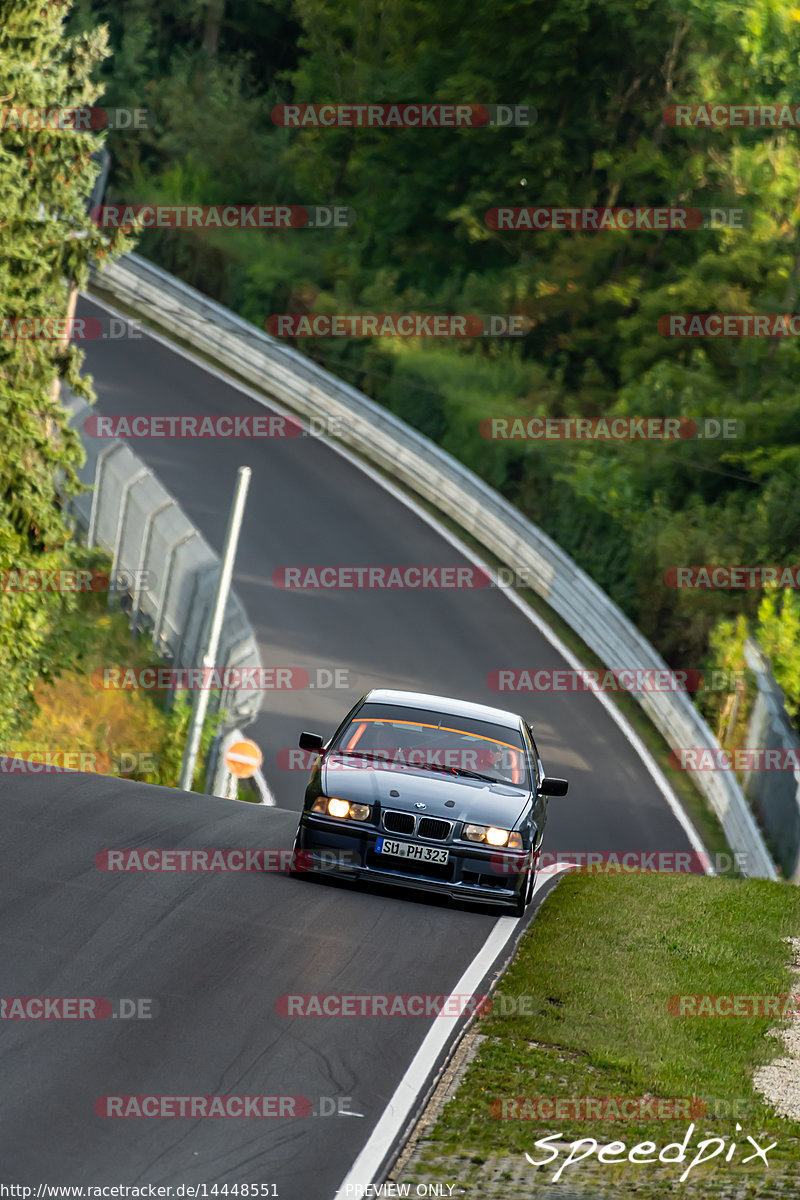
[0,771,520,1194]
[0,293,704,1195]
[76,293,694,844]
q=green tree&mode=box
[54,0,800,699]
[0,0,129,740]
[757,588,800,717]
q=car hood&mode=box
[321,756,531,829]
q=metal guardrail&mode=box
[62,386,262,729]
[88,252,778,879]
[743,640,800,880]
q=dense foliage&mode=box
[13,0,800,721]
[0,0,129,739]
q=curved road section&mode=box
[1,772,514,1195]
[0,293,703,1195]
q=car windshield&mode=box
[329,702,529,787]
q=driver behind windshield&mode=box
[334,714,522,783]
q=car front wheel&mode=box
[289,825,306,877]
[511,851,535,918]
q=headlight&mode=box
[311,796,371,821]
[463,824,523,849]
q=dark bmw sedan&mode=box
[292,688,568,915]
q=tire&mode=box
[509,851,535,917]
[289,826,306,878]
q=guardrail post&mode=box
[153,529,199,655]
[108,467,152,610]
[166,563,216,709]
[217,633,258,724]
[130,499,176,636]
[87,443,124,548]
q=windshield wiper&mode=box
[407,761,512,785]
[330,750,396,763]
[333,750,454,768]
[448,767,514,784]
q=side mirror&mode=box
[299,731,324,751]
[539,777,568,797]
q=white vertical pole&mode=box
[178,466,251,791]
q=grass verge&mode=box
[398,872,800,1198]
[8,587,221,791]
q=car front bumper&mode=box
[294,814,530,907]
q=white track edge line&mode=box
[331,866,576,1196]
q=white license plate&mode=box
[376,838,449,865]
